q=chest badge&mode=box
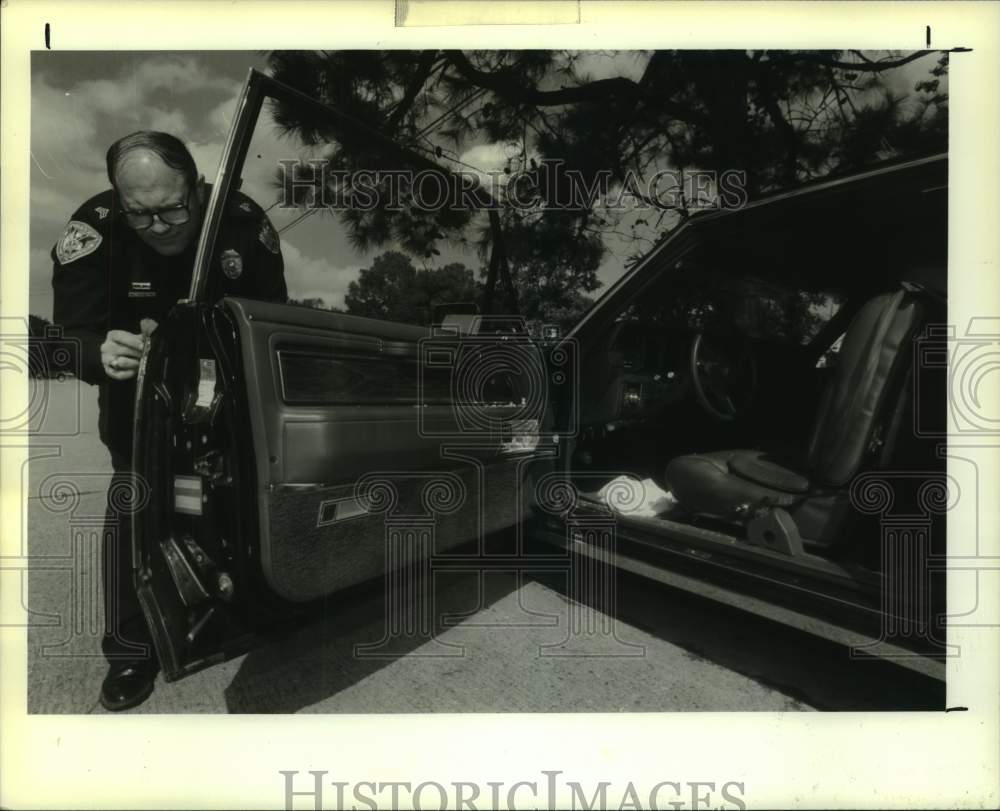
[220,249,244,280]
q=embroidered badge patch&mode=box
[258,219,280,255]
[94,206,110,220]
[55,220,102,265]
[239,200,252,213]
[221,249,243,280]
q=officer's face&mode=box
[115,151,206,257]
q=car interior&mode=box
[567,169,948,574]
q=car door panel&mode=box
[135,297,547,678]
[132,67,554,680]
[228,298,543,602]
[236,295,546,591]
[265,461,534,602]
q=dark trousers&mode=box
[102,450,156,666]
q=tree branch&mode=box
[755,68,799,184]
[445,50,706,126]
[447,50,639,104]
[775,50,936,73]
[386,52,441,133]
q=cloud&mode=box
[568,51,651,84]
[131,56,236,96]
[30,54,241,182]
[186,141,225,185]
[456,141,524,199]
[148,108,190,137]
[181,93,244,183]
[29,55,245,310]
[71,78,140,119]
[280,240,361,311]
[459,142,513,174]
[31,76,102,177]
[206,96,240,140]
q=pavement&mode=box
[22,378,942,713]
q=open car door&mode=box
[541,154,949,672]
[131,70,556,681]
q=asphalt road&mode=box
[23,378,941,713]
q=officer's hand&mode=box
[100,330,146,380]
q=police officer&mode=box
[51,131,287,710]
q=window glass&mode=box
[617,252,844,346]
[220,95,487,325]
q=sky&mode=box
[29,50,939,320]
[28,50,662,319]
[29,51,359,317]
[30,52,262,317]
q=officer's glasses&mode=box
[123,187,194,231]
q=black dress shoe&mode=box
[99,661,157,711]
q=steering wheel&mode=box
[689,333,757,421]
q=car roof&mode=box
[689,153,947,226]
[570,154,948,343]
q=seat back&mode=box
[806,291,924,486]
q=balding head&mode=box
[115,149,188,201]
[108,135,205,257]
[106,130,198,189]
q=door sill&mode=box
[539,526,945,683]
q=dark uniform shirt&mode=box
[51,186,287,459]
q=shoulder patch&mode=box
[258,219,280,255]
[55,220,103,265]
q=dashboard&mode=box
[581,320,694,426]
